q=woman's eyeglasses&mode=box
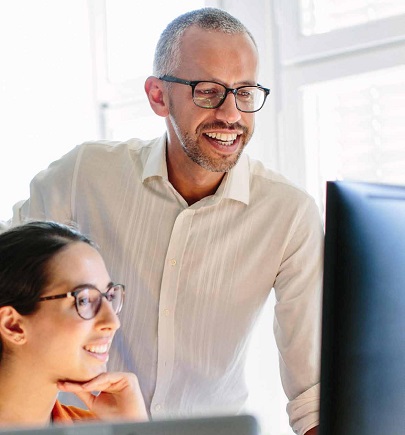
[38,283,125,320]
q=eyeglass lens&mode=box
[193,82,266,112]
[75,285,123,320]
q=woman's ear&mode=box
[0,306,26,346]
[144,76,170,117]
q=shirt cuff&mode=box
[286,383,320,435]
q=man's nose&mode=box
[215,91,242,124]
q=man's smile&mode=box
[204,132,239,145]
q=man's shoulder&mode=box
[72,136,165,173]
[247,156,313,204]
[79,136,162,155]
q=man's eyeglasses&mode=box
[159,75,270,113]
[39,283,125,320]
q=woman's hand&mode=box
[57,372,148,422]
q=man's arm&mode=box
[274,194,324,434]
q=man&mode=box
[12,8,322,435]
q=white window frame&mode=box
[273,1,405,205]
[275,1,405,65]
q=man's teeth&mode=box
[205,132,238,144]
[85,344,109,354]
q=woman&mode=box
[0,221,147,427]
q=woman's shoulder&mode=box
[52,400,98,423]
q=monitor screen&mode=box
[319,181,405,435]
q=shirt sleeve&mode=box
[273,195,324,435]
[12,145,82,226]
[286,383,320,435]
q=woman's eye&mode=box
[76,289,97,306]
[77,296,90,307]
[105,289,116,302]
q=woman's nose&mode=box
[97,298,121,331]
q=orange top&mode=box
[51,400,98,423]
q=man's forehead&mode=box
[176,27,259,83]
[180,25,255,48]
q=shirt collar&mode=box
[216,153,250,205]
[142,133,250,205]
[142,134,169,181]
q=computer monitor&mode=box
[319,181,405,435]
[0,414,260,435]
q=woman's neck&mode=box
[0,365,58,427]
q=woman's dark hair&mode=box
[0,221,95,356]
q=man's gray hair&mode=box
[153,7,257,76]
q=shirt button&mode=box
[170,258,177,266]
[155,404,161,411]
[164,309,170,316]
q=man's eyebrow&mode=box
[203,78,258,87]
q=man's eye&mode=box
[196,88,219,96]
[237,90,254,99]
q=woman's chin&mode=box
[60,365,107,384]
[84,364,107,380]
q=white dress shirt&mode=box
[14,134,324,435]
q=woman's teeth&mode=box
[84,344,109,354]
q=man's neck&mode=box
[168,165,225,205]
[166,147,226,206]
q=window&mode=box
[303,65,405,214]
[300,0,405,35]
[0,0,210,221]
[0,0,98,220]
[275,0,405,209]
[88,0,207,140]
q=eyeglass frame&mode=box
[38,283,125,320]
[159,75,270,113]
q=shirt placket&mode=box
[150,208,194,416]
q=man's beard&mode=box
[170,115,253,173]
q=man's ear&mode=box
[0,306,26,346]
[144,76,170,117]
